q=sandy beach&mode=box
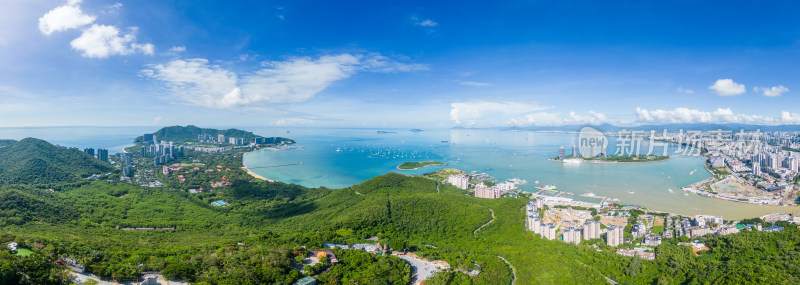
[243,166,274,182]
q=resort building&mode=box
[582,220,601,240]
[631,224,647,239]
[474,184,503,199]
[690,226,712,238]
[695,215,724,227]
[642,235,662,247]
[447,174,470,189]
[606,226,624,247]
[715,225,740,236]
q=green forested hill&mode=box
[136,125,294,144]
[0,138,113,184]
[1,169,800,284]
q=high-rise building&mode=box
[447,174,470,189]
[97,149,109,162]
[528,216,542,233]
[752,161,761,176]
[582,220,601,240]
[543,224,557,240]
[218,134,226,143]
[83,148,95,157]
[563,227,582,244]
[606,226,624,247]
[123,166,133,177]
[558,146,566,160]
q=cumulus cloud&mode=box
[39,0,153,58]
[708,79,746,96]
[449,101,605,127]
[506,111,608,127]
[70,25,153,58]
[635,107,800,125]
[754,85,789,97]
[143,53,427,108]
[38,0,95,35]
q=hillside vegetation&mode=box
[136,125,294,144]
[0,138,113,185]
[1,142,799,284]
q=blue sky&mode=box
[2,0,800,128]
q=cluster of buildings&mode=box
[525,200,604,245]
[656,130,798,203]
[197,133,246,145]
[445,173,520,199]
[447,174,469,189]
[83,148,109,162]
[141,135,185,166]
[197,133,288,146]
[521,197,797,260]
[473,182,517,199]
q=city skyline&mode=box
[2,0,800,127]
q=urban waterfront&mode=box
[244,128,796,219]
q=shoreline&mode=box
[549,157,670,164]
[397,163,446,170]
[243,166,274,182]
[242,149,275,182]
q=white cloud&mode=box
[458,81,491,87]
[143,53,426,108]
[70,25,154,58]
[635,107,800,125]
[169,46,186,52]
[38,0,95,35]
[708,79,746,96]
[411,15,438,28]
[450,100,556,127]
[780,111,800,124]
[418,19,438,27]
[676,86,694,94]
[39,0,153,58]
[506,111,607,127]
[754,85,788,97]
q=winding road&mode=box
[497,256,517,285]
[473,208,495,237]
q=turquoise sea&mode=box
[0,126,791,219]
[245,128,796,219]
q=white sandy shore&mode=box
[243,166,274,182]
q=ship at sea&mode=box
[506,178,528,185]
[536,184,558,190]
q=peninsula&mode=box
[397,161,446,170]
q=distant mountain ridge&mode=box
[0,138,114,184]
[136,125,294,144]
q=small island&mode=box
[397,161,446,170]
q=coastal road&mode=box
[473,208,495,237]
